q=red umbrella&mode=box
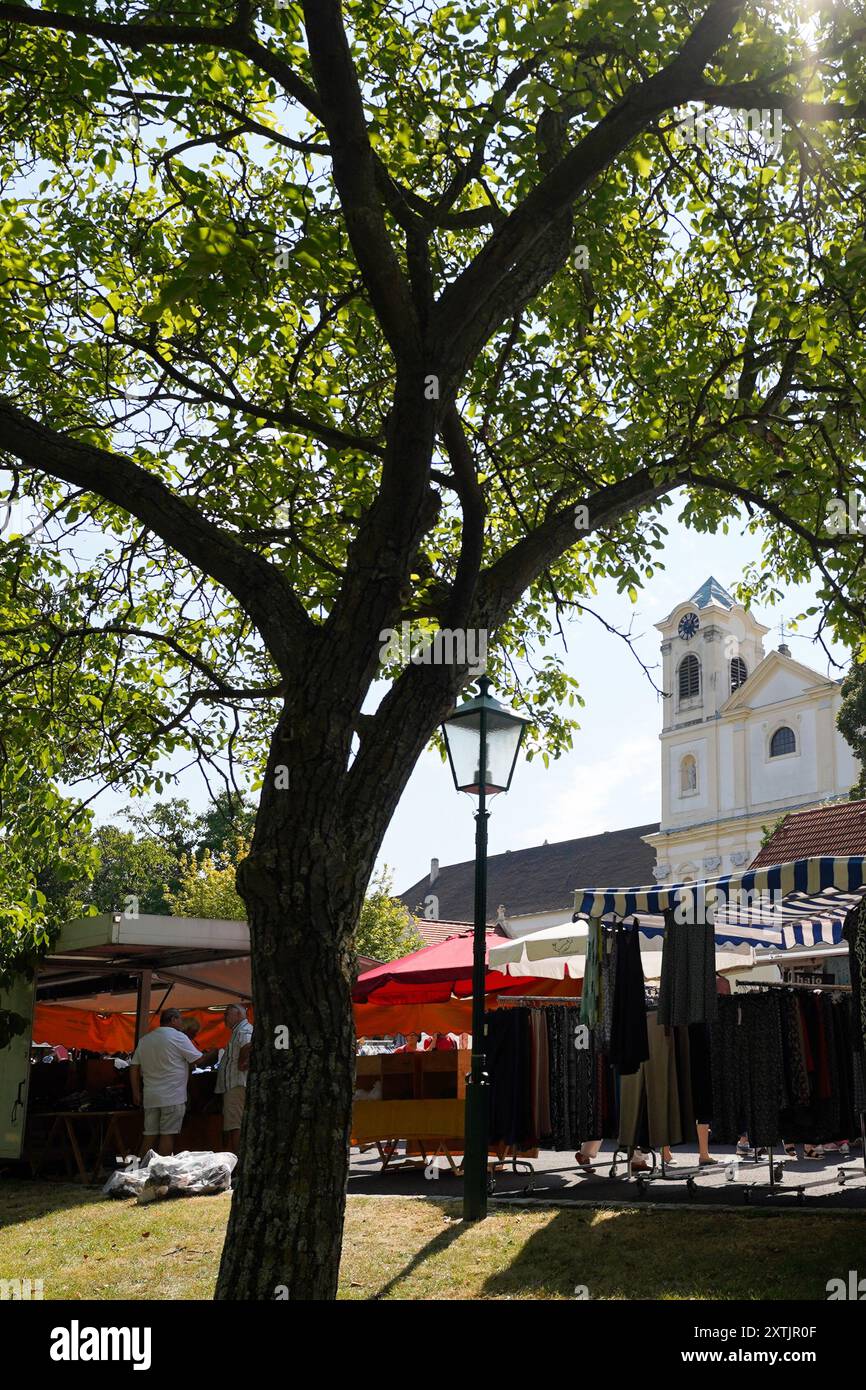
[353,929,540,1005]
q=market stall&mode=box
[352,928,580,1170]
[480,856,866,1195]
[0,912,252,1177]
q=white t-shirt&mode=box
[131,1026,202,1108]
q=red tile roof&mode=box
[750,799,866,868]
[412,918,507,947]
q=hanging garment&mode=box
[687,1022,714,1125]
[485,1008,534,1147]
[580,918,603,1026]
[609,921,649,1076]
[618,1012,683,1150]
[674,1026,696,1137]
[780,993,859,1144]
[546,1006,577,1149]
[545,1006,617,1148]
[830,997,856,1140]
[598,928,617,1053]
[710,993,784,1147]
[778,992,810,1108]
[843,895,866,1056]
[658,909,717,1027]
[853,1052,866,1116]
[529,1010,552,1143]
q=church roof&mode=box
[749,799,866,868]
[690,576,735,610]
[399,822,659,921]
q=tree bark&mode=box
[213,680,396,1300]
[214,787,363,1300]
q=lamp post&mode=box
[441,675,529,1221]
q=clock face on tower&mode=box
[678,611,700,641]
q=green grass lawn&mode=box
[1,1181,864,1299]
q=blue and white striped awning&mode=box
[572,857,866,951]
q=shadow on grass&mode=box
[480,1206,866,1301]
[367,1203,470,1299]
[0,1176,105,1228]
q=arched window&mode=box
[680,754,697,793]
[730,656,748,692]
[678,654,701,701]
[770,726,796,758]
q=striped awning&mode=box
[572,856,866,951]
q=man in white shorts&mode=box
[200,1002,253,1153]
[129,1007,202,1156]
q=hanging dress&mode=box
[608,920,649,1076]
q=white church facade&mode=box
[643,577,859,883]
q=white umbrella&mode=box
[488,920,752,980]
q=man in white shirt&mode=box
[200,1002,253,1154]
[130,1008,202,1156]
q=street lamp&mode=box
[441,674,529,1220]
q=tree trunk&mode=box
[214,708,376,1301]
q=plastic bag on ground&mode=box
[103,1149,237,1200]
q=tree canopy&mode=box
[0,0,864,823]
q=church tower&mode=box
[643,577,857,882]
[658,577,768,729]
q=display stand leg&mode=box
[837,1112,866,1187]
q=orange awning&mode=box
[32,1004,239,1053]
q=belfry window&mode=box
[730,657,748,692]
[678,654,701,701]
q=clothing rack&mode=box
[733,977,865,1198]
[494,995,582,1009]
[736,980,852,994]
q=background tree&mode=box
[356,866,424,964]
[1,1,866,1298]
[838,662,866,798]
[166,843,248,920]
[88,823,180,915]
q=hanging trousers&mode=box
[618,1012,683,1150]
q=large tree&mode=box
[1,0,866,1298]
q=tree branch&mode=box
[110,328,383,456]
[300,0,421,361]
[430,0,749,383]
[0,398,310,673]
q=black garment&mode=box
[546,1006,577,1149]
[485,1008,534,1146]
[778,992,810,1108]
[779,993,859,1144]
[544,1007,617,1149]
[843,895,866,1056]
[608,923,649,1076]
[710,993,784,1147]
[687,1022,713,1124]
[853,1052,866,1116]
[658,909,717,1027]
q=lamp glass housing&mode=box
[441,686,528,796]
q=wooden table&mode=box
[27,1110,131,1185]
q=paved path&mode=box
[349,1142,866,1211]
